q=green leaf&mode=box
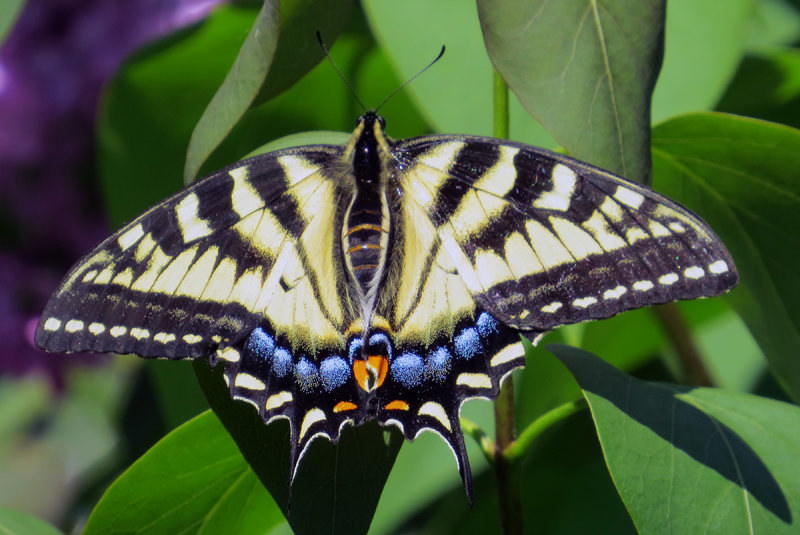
[84,411,285,535]
[193,361,403,535]
[0,509,63,535]
[183,0,355,183]
[651,0,751,122]
[0,0,24,44]
[717,47,800,129]
[652,112,800,400]
[478,0,665,183]
[551,344,799,534]
[98,3,261,227]
[362,0,556,148]
[183,0,280,183]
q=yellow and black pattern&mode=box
[36,111,737,501]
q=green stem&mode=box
[653,303,714,386]
[492,70,522,535]
[504,399,586,463]
[494,70,510,139]
[461,417,496,464]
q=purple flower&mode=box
[0,0,224,386]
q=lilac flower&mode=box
[0,0,224,386]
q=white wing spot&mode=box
[130,328,151,340]
[533,163,576,212]
[418,401,452,432]
[278,155,322,186]
[582,211,626,252]
[709,260,729,274]
[88,322,105,335]
[669,222,686,233]
[456,373,493,389]
[266,391,293,410]
[614,186,644,209]
[43,318,62,331]
[490,341,525,367]
[234,373,266,391]
[633,280,654,292]
[183,334,203,344]
[110,326,127,338]
[81,270,98,283]
[154,332,176,344]
[684,266,705,279]
[229,166,263,218]
[175,193,212,243]
[603,286,627,300]
[65,319,84,333]
[599,196,624,222]
[649,221,671,238]
[541,301,563,313]
[216,347,241,363]
[118,223,145,251]
[659,273,679,285]
[300,408,327,440]
[625,227,649,245]
[573,296,598,309]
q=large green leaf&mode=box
[0,509,63,535]
[651,0,751,122]
[552,344,799,534]
[362,0,555,147]
[84,411,285,535]
[652,112,800,400]
[479,0,665,183]
[183,0,280,183]
[183,0,355,182]
[718,47,800,129]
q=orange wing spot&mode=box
[385,400,409,411]
[353,355,389,392]
[333,401,358,413]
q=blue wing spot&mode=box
[476,312,499,337]
[391,352,424,388]
[348,338,363,362]
[454,327,482,360]
[425,347,452,383]
[368,332,393,358]
[272,347,292,378]
[294,358,320,393]
[320,356,350,392]
[246,327,275,360]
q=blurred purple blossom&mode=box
[0,0,224,386]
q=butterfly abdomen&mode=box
[342,111,392,297]
[342,190,390,290]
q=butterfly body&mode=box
[36,110,737,500]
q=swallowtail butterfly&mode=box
[36,110,738,500]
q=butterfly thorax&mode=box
[341,112,393,329]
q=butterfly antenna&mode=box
[375,45,445,113]
[316,31,367,112]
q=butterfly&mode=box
[35,109,738,501]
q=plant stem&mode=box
[504,398,586,462]
[492,70,522,535]
[653,303,714,386]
